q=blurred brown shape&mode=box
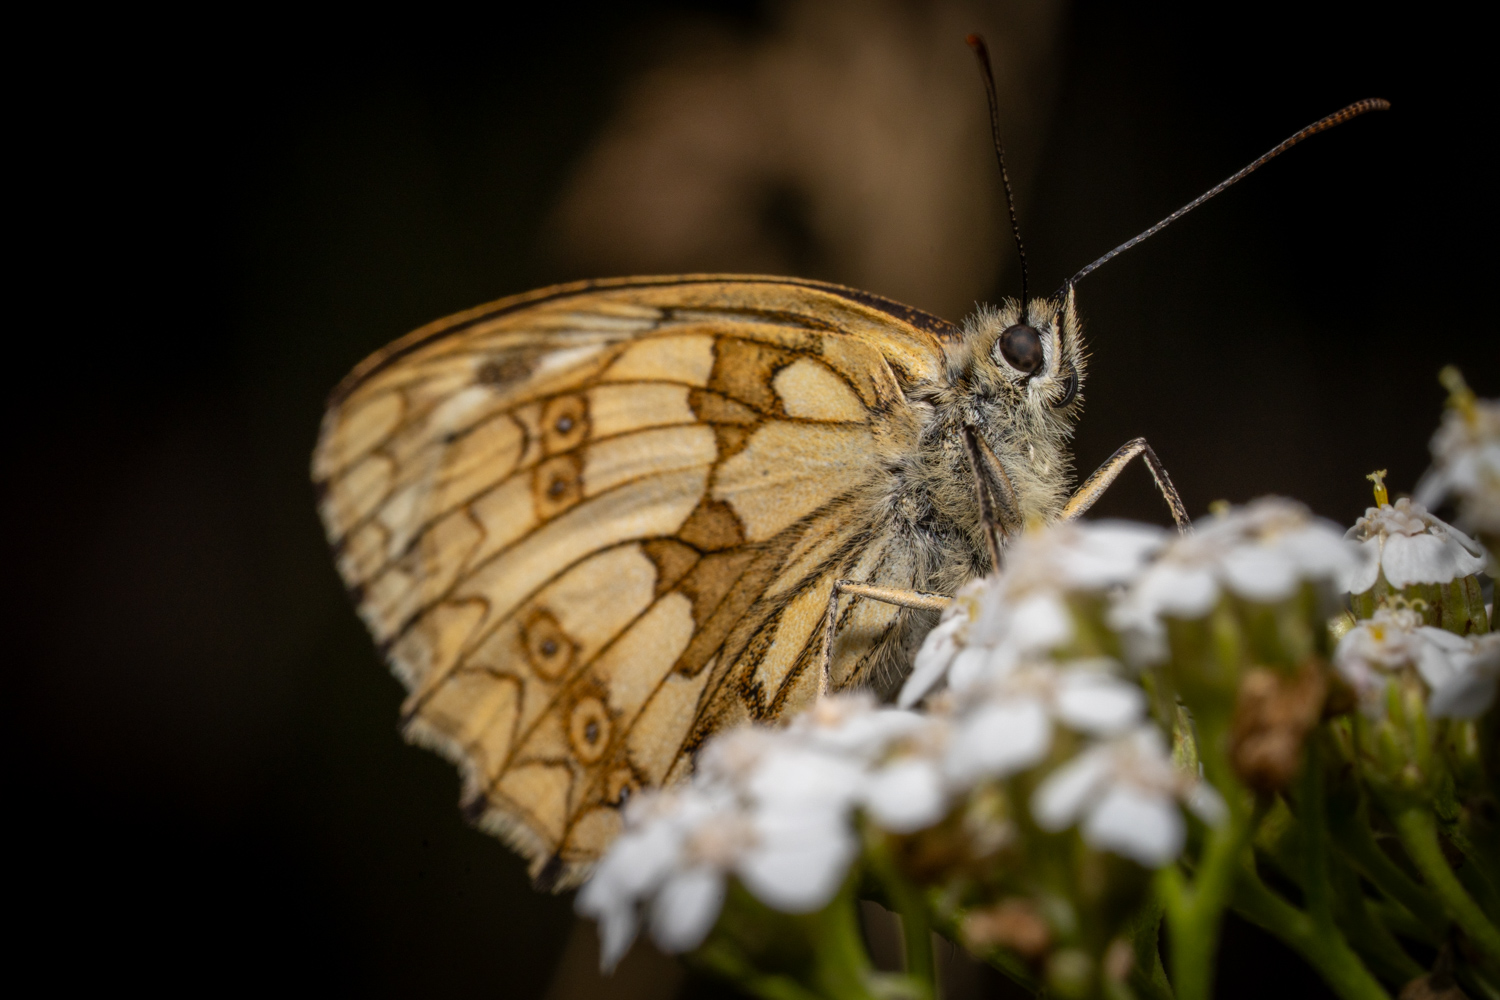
[1231,662,1328,794]
[1400,975,1470,1000]
[548,0,1067,321]
[962,898,1052,960]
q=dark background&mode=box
[11,1,1492,995]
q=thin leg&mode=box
[1060,436,1190,532]
[818,580,951,697]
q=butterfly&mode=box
[312,35,1386,890]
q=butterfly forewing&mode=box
[314,276,955,887]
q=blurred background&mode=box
[10,1,1492,996]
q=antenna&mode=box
[1066,98,1390,289]
[966,34,1029,318]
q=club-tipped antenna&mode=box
[967,34,1029,318]
[1066,98,1390,289]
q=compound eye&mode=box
[994,323,1043,374]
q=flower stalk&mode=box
[864,834,936,997]
[1389,804,1500,966]
[1230,860,1392,1000]
[1154,782,1252,1000]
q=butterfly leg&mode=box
[1061,437,1190,532]
[818,582,951,697]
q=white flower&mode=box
[579,720,865,969]
[737,804,858,912]
[903,611,967,708]
[1333,606,1454,715]
[1030,726,1225,867]
[702,734,862,912]
[901,521,1164,706]
[943,658,1146,786]
[577,787,732,969]
[1112,498,1358,662]
[1421,631,1500,719]
[786,691,928,758]
[1343,498,1487,591]
[778,693,953,833]
[999,519,1168,594]
[863,756,948,833]
[1332,606,1497,719]
[1416,391,1500,536]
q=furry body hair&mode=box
[853,287,1088,694]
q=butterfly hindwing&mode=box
[313,275,955,886]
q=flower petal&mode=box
[1221,545,1297,601]
[591,899,638,972]
[1081,785,1184,867]
[1030,744,1111,831]
[864,759,948,833]
[1340,538,1381,594]
[902,616,964,707]
[1055,673,1145,735]
[1138,563,1220,619]
[947,645,992,694]
[945,698,1052,784]
[1057,522,1164,588]
[1428,671,1498,719]
[748,748,863,809]
[1187,782,1228,827]
[738,819,856,913]
[1011,594,1074,653]
[650,867,726,954]
[1383,532,1460,587]
[1281,525,1358,579]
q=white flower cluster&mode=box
[577,498,1478,970]
[1416,390,1500,538]
[576,695,940,969]
[1110,497,1359,662]
[901,521,1163,706]
[1344,497,1488,592]
[1334,605,1500,719]
[894,501,1358,859]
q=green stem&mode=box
[894,889,935,994]
[865,836,936,998]
[1302,745,1419,987]
[1300,741,1335,926]
[692,940,825,1000]
[1461,962,1500,1000]
[1440,819,1500,921]
[1127,894,1174,1000]
[1391,805,1500,966]
[1366,899,1439,945]
[1254,790,1424,982]
[1155,777,1256,1000]
[1231,862,1391,1000]
[1328,850,1426,985]
[810,890,881,1000]
[1329,802,1449,934]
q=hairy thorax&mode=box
[878,292,1087,596]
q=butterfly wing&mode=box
[314,275,957,887]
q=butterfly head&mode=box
[948,283,1085,419]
